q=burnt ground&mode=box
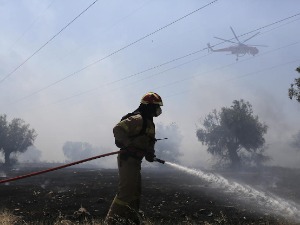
[0,165,300,225]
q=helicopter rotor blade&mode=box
[214,36,237,44]
[230,26,240,43]
[242,32,260,43]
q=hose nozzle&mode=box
[153,157,165,164]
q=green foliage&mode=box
[0,114,37,167]
[196,100,268,168]
[288,67,300,102]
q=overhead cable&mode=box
[209,12,300,50]
[0,0,99,84]
[51,53,212,105]
[161,57,300,100]
[153,42,300,91]
[9,0,55,51]
[11,12,300,105]
[14,41,299,112]
[8,0,219,99]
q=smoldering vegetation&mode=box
[62,141,115,168]
[17,146,42,163]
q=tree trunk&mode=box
[228,147,240,169]
[4,152,11,167]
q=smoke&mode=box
[155,122,183,163]
[63,141,95,162]
[18,146,42,163]
[0,171,6,178]
[290,130,300,152]
[62,141,116,168]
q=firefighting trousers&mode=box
[104,154,142,224]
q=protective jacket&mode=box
[113,114,155,159]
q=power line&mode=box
[224,59,300,82]
[7,40,299,118]
[209,12,300,50]
[0,0,99,84]
[239,12,300,39]
[9,0,55,51]
[5,10,300,108]
[161,57,300,101]
[153,42,299,92]
[10,48,211,105]
[46,0,152,72]
[50,17,300,104]
[51,53,212,105]
[11,12,300,106]
[16,41,299,113]
[7,0,219,100]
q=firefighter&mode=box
[104,92,163,225]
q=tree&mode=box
[0,115,37,167]
[0,115,8,151]
[155,123,182,163]
[63,141,95,162]
[288,67,300,102]
[196,100,268,169]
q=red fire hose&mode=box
[0,150,122,184]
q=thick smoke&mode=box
[155,123,183,163]
[63,141,99,162]
[62,141,114,168]
[16,146,42,163]
[290,130,300,152]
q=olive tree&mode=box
[0,114,37,167]
[288,67,300,102]
[196,100,268,169]
[63,141,97,162]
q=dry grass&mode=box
[0,209,20,225]
[0,210,293,225]
[54,219,103,225]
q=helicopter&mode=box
[207,27,267,61]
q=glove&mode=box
[145,151,156,162]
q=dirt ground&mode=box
[0,164,300,225]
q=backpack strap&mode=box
[139,115,147,135]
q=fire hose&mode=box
[0,150,165,184]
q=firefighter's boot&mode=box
[104,200,140,225]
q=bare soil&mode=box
[0,165,299,225]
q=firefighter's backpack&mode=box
[114,111,147,148]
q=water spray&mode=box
[165,162,300,222]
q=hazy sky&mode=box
[0,0,299,168]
